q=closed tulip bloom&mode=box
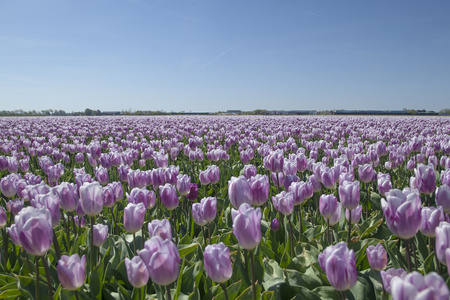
[148,219,172,240]
[159,184,179,210]
[441,170,450,186]
[414,164,436,195]
[125,256,149,288]
[176,174,191,196]
[328,202,342,226]
[186,183,198,201]
[435,221,450,265]
[266,150,284,173]
[79,182,103,217]
[345,205,362,224]
[102,185,115,208]
[377,173,392,196]
[359,163,374,183]
[6,199,24,215]
[14,206,53,256]
[339,181,360,210]
[1,175,18,198]
[94,166,109,186]
[75,153,84,163]
[436,184,450,213]
[366,243,388,271]
[272,191,294,216]
[228,176,252,209]
[249,174,269,206]
[57,254,86,290]
[192,197,217,226]
[321,167,336,189]
[381,189,421,239]
[199,169,210,185]
[204,243,233,283]
[319,194,339,220]
[390,271,449,300]
[124,203,146,233]
[55,182,79,212]
[339,172,354,186]
[243,164,257,179]
[93,223,108,246]
[32,192,61,228]
[420,206,444,237]
[231,203,261,250]
[128,187,156,210]
[270,218,281,231]
[381,268,407,294]
[309,175,322,193]
[138,236,180,286]
[0,207,6,228]
[318,242,357,291]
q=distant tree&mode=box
[85,108,93,116]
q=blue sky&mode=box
[1,0,449,112]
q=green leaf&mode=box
[178,243,200,258]
[215,280,242,300]
[285,269,322,291]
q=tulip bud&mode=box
[125,256,149,288]
[228,176,252,209]
[192,197,217,226]
[79,182,103,217]
[380,268,407,294]
[159,184,179,210]
[272,191,294,216]
[339,180,360,210]
[366,243,388,271]
[231,203,261,250]
[436,184,450,213]
[57,254,86,290]
[435,221,450,266]
[390,271,449,300]
[176,174,191,196]
[419,206,444,237]
[93,224,108,246]
[414,163,436,195]
[124,203,146,233]
[148,219,172,240]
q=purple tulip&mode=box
[203,243,233,283]
[124,203,146,233]
[272,191,294,216]
[199,169,210,185]
[319,194,339,220]
[381,189,421,239]
[339,180,360,210]
[79,182,103,217]
[176,174,191,196]
[441,169,450,186]
[55,182,79,212]
[419,206,444,237]
[309,175,322,193]
[6,199,24,215]
[192,197,217,226]
[270,218,281,231]
[381,268,408,294]
[289,181,313,206]
[358,163,374,183]
[249,174,269,206]
[390,271,449,300]
[231,203,261,250]
[94,166,109,185]
[366,243,388,271]
[377,173,392,196]
[13,206,53,256]
[125,256,150,288]
[74,216,86,227]
[321,167,336,189]
[31,192,61,228]
[57,254,86,290]
[0,207,7,228]
[127,187,156,210]
[186,183,198,201]
[339,172,354,186]
[345,205,362,224]
[271,172,284,188]
[436,184,450,213]
[93,223,108,246]
[159,184,179,210]
[265,150,284,173]
[318,242,357,291]
[243,164,257,179]
[118,165,130,182]
[75,153,84,164]
[148,219,172,240]
[138,236,180,286]
[435,221,450,265]
[102,185,115,208]
[1,174,18,198]
[228,176,252,209]
[414,163,436,195]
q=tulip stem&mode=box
[347,209,352,244]
[133,232,137,254]
[90,216,95,274]
[110,207,118,235]
[298,205,302,242]
[75,290,80,300]
[53,229,62,260]
[412,240,418,271]
[248,250,257,300]
[171,210,178,244]
[404,239,412,272]
[35,256,40,300]
[42,256,53,300]
[220,283,229,300]
[2,228,8,269]
[288,217,294,257]
[166,285,172,300]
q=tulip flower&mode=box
[419,206,444,237]
[93,224,108,247]
[318,242,357,291]
[381,268,407,294]
[204,243,233,283]
[243,164,257,179]
[186,183,198,201]
[138,236,180,286]
[176,174,191,196]
[345,205,362,224]
[159,184,179,210]
[127,187,156,210]
[414,163,436,195]
[125,256,149,288]
[270,218,280,231]
[0,207,6,228]
[55,182,79,212]
[339,180,360,210]
[13,206,53,256]
[57,254,86,290]
[231,203,261,250]
[1,174,19,198]
[366,243,388,271]
[79,182,103,217]
[272,191,294,216]
[228,176,252,209]
[435,221,450,266]
[192,197,217,226]
[148,219,172,240]
[358,163,374,183]
[436,184,450,213]
[124,203,146,234]
[390,271,449,300]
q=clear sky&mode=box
[1,0,449,113]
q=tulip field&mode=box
[1,115,450,300]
